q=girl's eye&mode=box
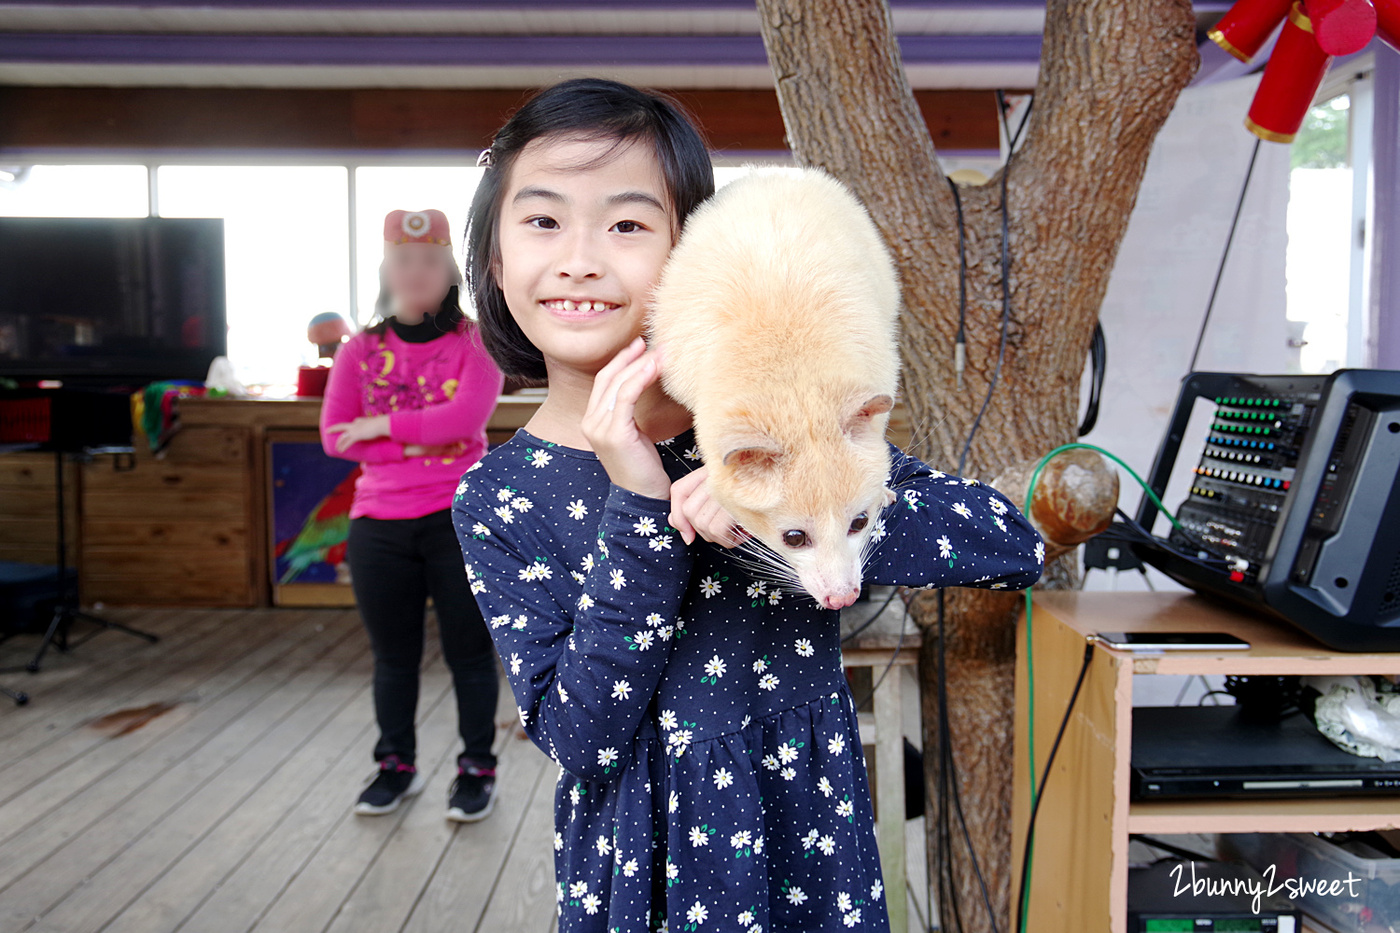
[527,216,558,230]
[848,512,869,534]
[612,220,643,234]
[782,529,808,548]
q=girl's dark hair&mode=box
[363,270,467,337]
[466,77,715,384]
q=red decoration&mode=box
[1209,0,1295,61]
[1377,0,1400,49]
[383,209,451,246]
[1245,2,1334,143]
[1306,0,1378,53]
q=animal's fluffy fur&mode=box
[647,167,902,609]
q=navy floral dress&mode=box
[451,426,1043,933]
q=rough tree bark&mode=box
[753,1,1199,929]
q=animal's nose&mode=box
[822,588,860,610]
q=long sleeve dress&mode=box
[451,426,1044,933]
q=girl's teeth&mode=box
[580,301,594,312]
[562,299,576,311]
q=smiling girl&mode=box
[451,78,1043,932]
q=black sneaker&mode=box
[446,761,496,822]
[354,754,426,816]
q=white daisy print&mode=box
[738,910,754,926]
[952,501,973,519]
[746,581,767,599]
[569,880,588,898]
[557,682,568,703]
[622,858,638,877]
[611,679,632,700]
[686,901,707,925]
[567,499,588,520]
[493,505,514,524]
[818,776,834,797]
[496,488,514,502]
[669,790,679,813]
[786,887,808,906]
[509,653,522,675]
[778,744,799,764]
[870,517,887,541]
[704,655,726,679]
[818,835,836,856]
[802,829,819,850]
[581,553,595,573]
[768,591,782,605]
[990,497,1008,515]
[683,445,701,460]
[596,834,612,856]
[872,879,884,900]
[553,831,563,851]
[658,709,677,730]
[699,576,722,598]
[688,826,709,847]
[758,673,779,691]
[828,733,846,755]
[761,754,780,771]
[609,568,626,590]
[491,614,511,628]
[1035,540,1045,563]
[843,908,862,926]
[649,535,673,551]
[668,730,693,756]
[837,892,853,912]
[633,630,654,650]
[511,496,533,512]
[633,516,657,536]
[529,449,552,468]
[577,593,594,611]
[713,767,734,789]
[836,798,855,818]
[937,535,954,559]
[667,860,679,881]
[582,893,601,914]
[730,830,752,850]
[994,516,1007,533]
[781,766,796,781]
[596,747,619,770]
[795,638,814,657]
[470,521,491,537]
[753,658,768,673]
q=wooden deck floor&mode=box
[0,607,557,933]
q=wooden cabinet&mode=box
[1011,591,1400,932]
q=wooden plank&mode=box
[400,735,553,933]
[21,619,374,933]
[0,608,230,754]
[82,571,255,607]
[81,461,247,493]
[82,488,249,520]
[81,520,249,550]
[174,662,453,933]
[236,667,465,933]
[81,547,250,579]
[472,743,558,933]
[0,611,355,896]
[1128,797,1400,835]
[274,582,356,608]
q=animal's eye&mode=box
[782,529,808,548]
[848,512,869,534]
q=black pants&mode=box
[347,508,498,769]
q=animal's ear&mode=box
[843,394,894,436]
[721,437,783,471]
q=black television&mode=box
[0,216,226,385]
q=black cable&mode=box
[1015,641,1095,933]
[1077,322,1105,437]
[841,584,901,645]
[1188,137,1261,373]
[947,177,969,391]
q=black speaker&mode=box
[1134,369,1400,652]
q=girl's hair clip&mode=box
[476,148,494,169]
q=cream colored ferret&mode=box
[647,167,901,610]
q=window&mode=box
[0,164,147,217]
[156,166,351,387]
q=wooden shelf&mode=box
[1129,795,1400,835]
[1011,591,1400,933]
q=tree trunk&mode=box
[754,1,1198,929]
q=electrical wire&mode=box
[1188,137,1262,373]
[947,177,968,391]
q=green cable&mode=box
[1017,442,1180,933]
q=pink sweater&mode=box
[320,321,504,520]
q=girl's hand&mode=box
[325,414,391,453]
[669,465,746,548]
[581,336,672,500]
[403,440,467,459]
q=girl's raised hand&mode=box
[669,464,746,548]
[581,336,673,500]
[325,414,391,453]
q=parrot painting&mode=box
[276,466,360,584]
